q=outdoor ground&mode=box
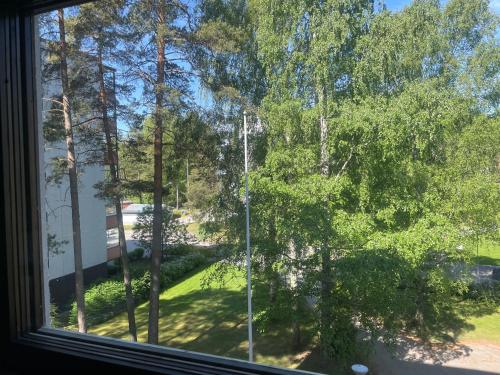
[86,260,499,375]
[474,240,500,266]
[89,264,323,371]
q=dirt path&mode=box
[370,337,500,375]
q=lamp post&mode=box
[243,110,254,362]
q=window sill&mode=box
[13,328,314,375]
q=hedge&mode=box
[69,254,207,326]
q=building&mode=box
[38,41,123,305]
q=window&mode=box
[2,1,499,374]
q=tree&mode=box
[250,0,375,355]
[133,207,188,257]
[70,0,138,341]
[123,0,197,344]
[207,0,499,365]
[57,8,87,333]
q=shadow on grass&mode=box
[89,265,322,369]
[473,256,500,266]
[88,256,498,374]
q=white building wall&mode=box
[44,159,107,280]
[40,45,107,281]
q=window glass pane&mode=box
[36,1,500,374]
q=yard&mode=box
[89,263,324,371]
[459,305,500,345]
[474,240,500,266]
[85,260,499,375]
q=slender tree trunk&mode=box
[97,43,137,342]
[267,218,278,304]
[317,84,332,356]
[186,158,189,191]
[148,2,166,345]
[58,9,86,333]
[292,298,302,350]
[320,248,332,355]
[176,182,179,209]
[288,240,302,349]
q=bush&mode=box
[50,303,66,328]
[132,271,151,303]
[69,279,127,326]
[107,260,120,276]
[159,254,206,288]
[465,281,500,303]
[129,247,145,262]
[69,254,207,327]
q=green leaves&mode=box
[230,0,500,362]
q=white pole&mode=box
[243,110,254,362]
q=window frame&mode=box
[0,2,315,374]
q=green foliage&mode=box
[50,303,66,328]
[159,254,207,288]
[128,247,145,262]
[70,278,135,326]
[206,0,500,365]
[69,254,207,327]
[46,0,499,365]
[132,206,188,257]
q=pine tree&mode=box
[57,8,87,333]
[71,0,138,342]
[123,0,194,344]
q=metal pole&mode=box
[243,110,254,362]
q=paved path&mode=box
[370,337,500,375]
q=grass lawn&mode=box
[451,296,500,346]
[186,222,201,239]
[473,240,500,266]
[459,308,500,345]
[85,260,500,373]
[88,264,330,372]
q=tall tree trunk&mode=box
[97,43,137,342]
[176,182,179,209]
[288,240,302,349]
[57,9,86,333]
[291,298,302,350]
[318,85,332,356]
[148,2,166,345]
[186,158,189,191]
[267,217,278,304]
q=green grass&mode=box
[85,259,500,373]
[88,264,336,372]
[473,240,500,266]
[186,222,201,239]
[460,308,500,344]
[448,295,500,346]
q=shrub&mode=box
[50,303,66,328]
[132,271,151,303]
[69,279,127,326]
[69,254,207,327]
[164,243,192,257]
[159,253,206,288]
[129,247,145,262]
[107,260,120,276]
